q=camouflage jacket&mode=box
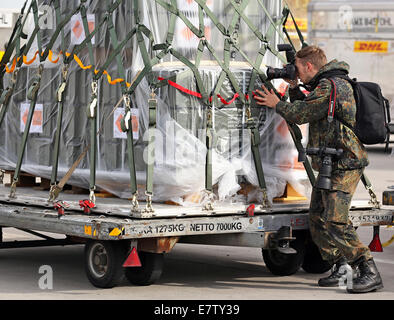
[275,60,369,173]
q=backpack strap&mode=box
[327,78,380,207]
[328,75,356,129]
[327,79,337,123]
[324,78,341,150]
[383,97,391,153]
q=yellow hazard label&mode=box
[109,227,124,237]
[84,225,92,236]
[354,41,388,53]
[84,225,97,236]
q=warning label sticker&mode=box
[174,0,213,49]
[113,107,139,140]
[20,103,43,134]
[70,14,95,45]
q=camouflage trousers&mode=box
[309,169,372,266]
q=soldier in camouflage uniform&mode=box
[254,46,383,293]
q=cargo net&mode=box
[0,0,311,210]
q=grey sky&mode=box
[1,0,26,10]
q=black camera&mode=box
[266,44,297,80]
[306,147,344,190]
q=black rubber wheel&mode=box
[124,251,164,286]
[262,236,306,276]
[84,240,127,288]
[302,240,333,274]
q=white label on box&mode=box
[174,0,213,49]
[113,108,139,140]
[70,14,95,45]
[20,103,43,134]
[0,13,14,28]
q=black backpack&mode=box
[331,76,391,150]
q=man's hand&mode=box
[254,85,280,109]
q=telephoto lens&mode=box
[315,155,333,190]
[305,147,343,190]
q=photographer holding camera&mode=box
[254,45,383,293]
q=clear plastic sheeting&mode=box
[0,0,311,206]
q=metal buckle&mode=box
[259,188,272,209]
[143,191,154,213]
[9,181,17,199]
[89,187,96,205]
[202,190,215,211]
[131,192,139,212]
[366,186,380,209]
[48,183,60,202]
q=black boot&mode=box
[318,257,349,287]
[347,258,384,293]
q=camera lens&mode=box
[266,64,296,80]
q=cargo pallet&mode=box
[0,186,392,288]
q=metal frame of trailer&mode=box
[0,187,392,288]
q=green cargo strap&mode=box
[155,0,201,38]
[240,6,315,188]
[105,0,138,209]
[0,0,30,82]
[288,7,308,48]
[49,0,71,200]
[169,48,210,103]
[282,6,308,51]
[287,122,316,186]
[361,173,380,208]
[103,0,129,92]
[80,6,95,72]
[42,5,83,62]
[243,13,285,209]
[49,66,69,201]
[9,65,43,199]
[144,90,157,214]
[93,7,139,85]
[250,122,270,208]
[80,1,99,203]
[228,0,265,42]
[256,0,287,43]
[48,93,126,202]
[194,0,227,35]
[121,94,139,211]
[31,0,43,61]
[86,81,98,202]
[66,0,123,62]
[0,70,18,128]
[126,0,177,97]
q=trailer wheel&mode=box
[84,240,126,288]
[262,237,305,276]
[302,240,333,274]
[124,251,164,286]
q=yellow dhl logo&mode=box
[285,18,308,32]
[354,41,388,52]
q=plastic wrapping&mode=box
[0,0,311,206]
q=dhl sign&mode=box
[354,41,389,53]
